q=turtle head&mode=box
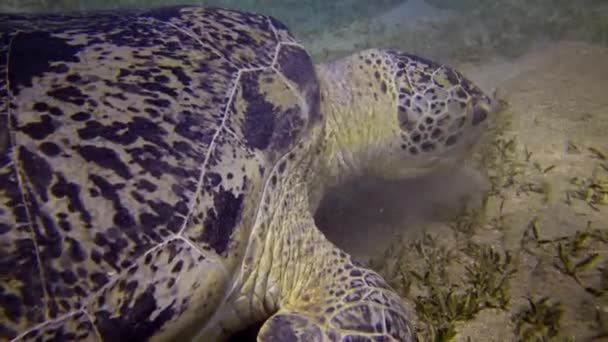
[317,49,498,183]
[379,50,498,178]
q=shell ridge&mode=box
[266,18,280,43]
[155,18,241,72]
[178,235,228,276]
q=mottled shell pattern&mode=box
[0,6,320,341]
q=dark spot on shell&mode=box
[136,179,157,192]
[240,71,275,150]
[275,44,321,122]
[65,74,81,83]
[139,212,157,227]
[33,102,49,112]
[200,189,243,255]
[89,174,135,233]
[47,86,87,106]
[90,272,109,288]
[48,106,64,117]
[0,236,45,332]
[139,82,178,98]
[8,31,83,94]
[67,238,86,263]
[144,98,170,108]
[19,114,55,140]
[153,75,170,83]
[77,121,105,140]
[39,142,61,156]
[94,286,175,341]
[171,260,183,273]
[77,145,132,179]
[71,112,91,122]
[51,174,92,228]
[60,270,78,285]
[18,146,53,201]
[167,66,191,86]
[205,172,222,188]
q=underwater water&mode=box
[2,0,608,341]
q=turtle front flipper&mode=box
[257,254,415,342]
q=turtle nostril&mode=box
[471,105,488,126]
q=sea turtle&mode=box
[0,5,496,342]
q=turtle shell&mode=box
[0,6,320,341]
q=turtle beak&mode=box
[471,101,489,126]
[471,88,502,128]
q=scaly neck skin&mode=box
[205,55,417,341]
[310,55,397,209]
[237,54,400,311]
